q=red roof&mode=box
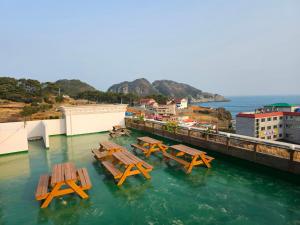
[140,98,156,104]
[175,98,187,103]
[237,111,300,118]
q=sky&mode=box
[0,0,299,96]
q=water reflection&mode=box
[37,197,91,225]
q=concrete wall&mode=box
[65,112,125,136]
[0,105,127,155]
[0,122,28,155]
[236,117,255,137]
[61,105,127,136]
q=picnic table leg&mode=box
[66,180,89,199]
[136,163,151,179]
[186,155,199,174]
[117,164,134,186]
[145,144,156,157]
[200,153,211,168]
[41,182,63,208]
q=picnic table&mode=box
[163,144,214,174]
[101,149,153,186]
[131,136,168,157]
[92,141,125,161]
[35,162,92,208]
[109,125,131,138]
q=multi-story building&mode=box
[156,104,176,116]
[236,111,300,144]
[263,103,300,112]
[167,98,188,109]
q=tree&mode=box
[20,106,39,120]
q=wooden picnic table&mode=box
[92,141,125,161]
[131,136,168,157]
[99,141,124,152]
[163,144,214,174]
[35,162,92,208]
[101,149,153,186]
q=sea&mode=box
[197,95,300,118]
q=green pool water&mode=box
[1,130,300,225]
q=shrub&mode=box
[55,96,64,103]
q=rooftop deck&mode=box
[0,131,300,224]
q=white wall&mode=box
[65,112,125,136]
[0,105,127,154]
[61,104,127,136]
[0,119,65,154]
[0,122,28,155]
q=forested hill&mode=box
[0,77,96,102]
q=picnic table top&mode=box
[51,162,77,186]
[112,150,147,166]
[170,144,207,156]
[100,141,123,151]
[137,136,162,145]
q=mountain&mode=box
[107,78,158,96]
[55,79,96,97]
[108,78,228,102]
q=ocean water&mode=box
[197,95,300,117]
[0,131,300,225]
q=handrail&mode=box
[126,117,300,151]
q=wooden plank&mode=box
[170,144,206,156]
[113,152,134,165]
[51,164,58,186]
[69,163,77,180]
[163,152,189,166]
[100,141,123,151]
[131,143,148,153]
[35,174,50,200]
[138,136,161,145]
[101,161,122,178]
[77,168,86,188]
[82,168,92,188]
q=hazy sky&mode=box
[0,1,299,96]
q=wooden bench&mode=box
[131,143,148,153]
[163,152,189,167]
[35,174,50,200]
[77,168,92,190]
[205,156,215,162]
[101,161,122,179]
[92,149,108,160]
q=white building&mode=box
[167,98,188,109]
[236,111,300,144]
[0,104,127,155]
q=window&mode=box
[286,133,290,138]
[273,117,277,121]
[273,135,277,138]
[267,118,271,121]
[267,126,271,130]
[279,134,282,138]
[261,118,265,122]
[261,127,265,131]
[273,125,277,129]
[267,136,271,139]
[256,119,259,122]
[279,124,283,128]
[280,116,283,120]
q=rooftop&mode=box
[264,103,299,107]
[1,131,300,224]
